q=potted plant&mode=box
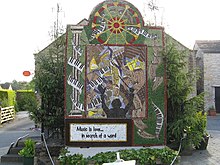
[18,138,35,165]
[196,133,210,150]
[195,111,210,150]
[208,106,216,116]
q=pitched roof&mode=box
[195,40,220,53]
[77,18,89,26]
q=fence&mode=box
[0,106,15,124]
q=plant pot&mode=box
[156,158,162,164]
[23,157,34,165]
[196,135,210,150]
[180,144,193,156]
[180,148,193,156]
[208,110,216,116]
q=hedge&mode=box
[0,89,16,107]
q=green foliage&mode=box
[0,90,8,107]
[34,35,65,135]
[0,89,16,107]
[90,151,117,164]
[58,147,178,165]
[163,45,193,120]
[208,105,215,111]
[18,139,35,157]
[163,44,206,149]
[0,97,9,107]
[168,94,205,148]
[155,63,164,77]
[11,80,35,91]
[0,80,34,91]
[7,90,16,106]
[58,148,88,165]
[16,91,37,112]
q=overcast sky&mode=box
[0,0,220,83]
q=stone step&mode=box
[0,154,22,163]
[16,135,41,147]
[16,141,25,147]
[0,136,41,164]
[8,147,23,154]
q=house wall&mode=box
[196,51,204,95]
[203,53,220,110]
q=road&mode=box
[0,111,40,157]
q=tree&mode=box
[163,44,205,149]
[34,4,65,140]
[34,34,65,139]
[16,91,37,112]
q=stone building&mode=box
[194,40,220,113]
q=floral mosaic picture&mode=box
[65,0,166,146]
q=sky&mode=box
[0,0,220,83]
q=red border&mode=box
[64,26,69,118]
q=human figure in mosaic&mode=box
[98,85,134,118]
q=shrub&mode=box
[0,89,16,107]
[58,147,178,165]
[18,138,35,157]
[163,44,205,149]
[58,148,88,165]
[16,91,38,112]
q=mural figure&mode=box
[85,45,147,119]
[98,85,134,118]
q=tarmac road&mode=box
[0,111,40,158]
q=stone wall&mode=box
[203,53,220,110]
[35,142,64,165]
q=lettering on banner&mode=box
[70,124,127,142]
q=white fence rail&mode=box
[0,106,15,124]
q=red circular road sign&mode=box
[23,71,31,76]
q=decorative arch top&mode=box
[86,0,145,44]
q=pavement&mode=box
[179,114,220,165]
